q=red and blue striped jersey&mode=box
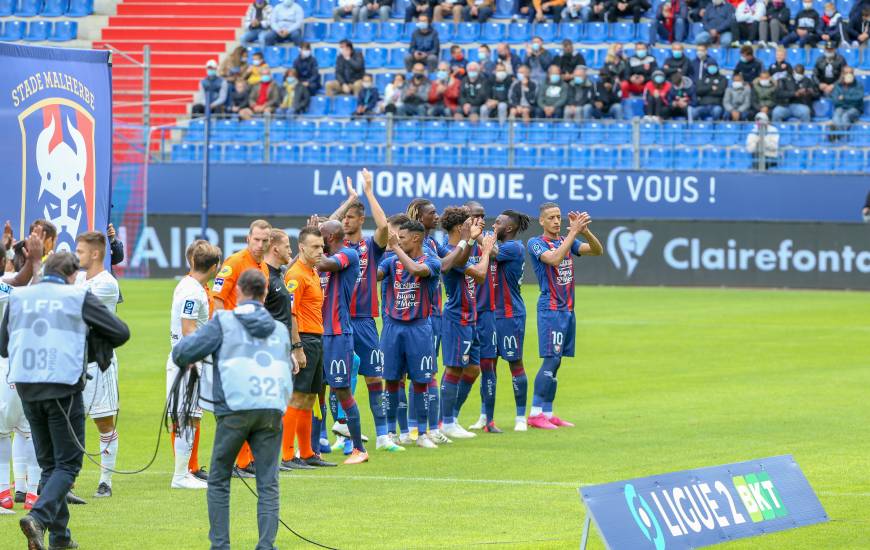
[423,234,448,317]
[494,239,526,319]
[378,253,441,322]
[527,236,583,312]
[319,247,360,335]
[470,240,497,314]
[345,237,385,319]
[442,243,477,326]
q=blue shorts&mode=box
[496,315,526,362]
[537,310,576,358]
[322,333,355,388]
[431,313,442,357]
[350,317,383,378]
[441,319,481,368]
[380,318,437,384]
[476,310,497,359]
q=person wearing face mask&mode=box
[651,0,688,44]
[731,0,765,45]
[782,1,821,46]
[481,63,513,123]
[526,37,553,83]
[746,112,779,170]
[242,1,272,46]
[662,43,691,78]
[665,70,694,120]
[230,79,254,120]
[554,39,587,81]
[220,46,249,84]
[813,41,846,95]
[405,14,440,71]
[768,47,792,81]
[244,52,268,86]
[789,64,820,113]
[463,0,495,22]
[495,43,521,76]
[292,42,322,95]
[771,67,810,122]
[563,66,595,121]
[643,69,672,121]
[508,64,539,121]
[384,73,406,114]
[401,63,432,116]
[248,66,281,116]
[733,44,761,82]
[359,0,393,22]
[607,0,652,23]
[620,42,657,98]
[277,67,310,116]
[693,62,727,120]
[602,43,629,78]
[326,39,366,96]
[353,73,380,117]
[448,45,468,76]
[333,0,363,23]
[818,2,847,45]
[831,68,864,136]
[695,0,734,44]
[535,65,569,118]
[477,45,497,76]
[427,61,462,116]
[762,0,790,47]
[751,70,776,117]
[458,62,491,120]
[847,6,870,46]
[263,0,304,47]
[193,60,228,116]
[588,69,623,119]
[723,73,752,120]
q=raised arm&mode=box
[6,231,43,287]
[329,176,360,221]
[576,213,604,256]
[440,218,480,272]
[388,232,432,278]
[464,234,496,284]
[538,213,583,267]
[362,168,388,248]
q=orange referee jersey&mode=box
[285,259,324,335]
[212,248,270,310]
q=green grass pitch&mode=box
[2,280,868,549]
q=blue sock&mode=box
[408,385,418,429]
[426,379,439,431]
[341,396,365,451]
[397,381,408,434]
[319,399,328,440]
[532,358,559,413]
[510,363,528,417]
[386,381,400,434]
[330,389,343,423]
[437,371,445,425]
[440,372,460,425]
[367,381,388,437]
[480,359,497,423]
[311,408,323,453]
[412,383,429,434]
[544,358,561,412]
[454,372,477,419]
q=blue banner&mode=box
[581,455,827,549]
[148,164,866,223]
[0,44,112,253]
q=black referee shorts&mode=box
[295,333,324,395]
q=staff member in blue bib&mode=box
[0,252,130,550]
[172,268,295,550]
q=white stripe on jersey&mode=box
[170,275,209,348]
[75,270,120,313]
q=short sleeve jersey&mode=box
[345,236,385,319]
[320,247,360,336]
[75,270,120,313]
[470,239,497,314]
[494,239,526,319]
[423,234,449,316]
[527,236,582,312]
[286,260,324,335]
[379,253,441,322]
[441,243,478,326]
[212,248,270,310]
[170,275,210,348]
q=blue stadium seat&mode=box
[183,119,205,142]
[66,0,91,16]
[535,22,557,42]
[636,22,651,42]
[795,123,824,146]
[16,0,42,16]
[507,23,531,44]
[396,119,420,143]
[541,145,565,167]
[401,21,416,40]
[700,146,726,169]
[706,47,726,66]
[786,47,805,66]
[779,148,806,170]
[487,146,509,166]
[840,148,864,171]
[551,122,577,145]
[206,143,225,163]
[812,98,833,121]
[1,20,25,40]
[837,0,854,13]
[224,144,249,163]
[357,144,384,164]
[432,144,459,166]
[755,47,774,66]
[378,21,403,43]
[303,22,326,42]
[0,0,12,15]
[685,122,712,146]
[589,147,618,169]
[611,22,635,43]
[646,147,672,169]
[810,148,836,172]
[327,22,352,42]
[285,46,299,65]
[586,22,606,42]
[515,146,538,167]
[314,0,333,18]
[482,22,506,43]
[269,119,290,142]
[432,22,453,42]
[210,119,237,142]
[329,144,353,164]
[567,145,590,168]
[171,144,192,162]
[601,121,630,145]
[406,145,431,165]
[463,144,482,166]
[560,22,582,42]
[318,120,343,142]
[621,97,645,120]
[332,96,356,117]
[639,121,660,145]
[297,0,314,14]
[300,144,326,163]
[417,120,444,144]
[449,120,470,144]
[314,47,337,67]
[860,76,870,96]
[776,123,795,146]
[524,122,550,144]
[342,119,368,141]
[673,146,700,169]
[391,0,407,18]
[689,22,703,41]
[651,47,668,66]
[365,47,387,69]
[455,22,479,44]
[353,22,377,42]
[836,47,859,68]
[236,119,264,142]
[24,21,49,41]
[495,0,514,17]
[287,119,315,142]
[712,122,742,146]
[725,149,750,170]
[368,120,387,142]
[477,121,504,143]
[850,123,870,146]
[307,95,329,117]
[661,122,686,146]
[579,121,603,145]
[386,47,408,69]
[40,0,66,16]
[578,47,598,69]
[264,47,285,68]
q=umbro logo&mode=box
[607,227,652,278]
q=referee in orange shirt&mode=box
[282,226,336,468]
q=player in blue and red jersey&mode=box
[328,169,403,453]
[526,204,603,430]
[315,220,369,464]
[377,220,443,449]
[492,210,532,432]
[437,206,494,440]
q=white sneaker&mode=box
[442,423,476,439]
[429,429,453,444]
[514,418,528,432]
[416,434,439,449]
[398,432,413,445]
[388,432,404,446]
[331,422,369,442]
[376,435,406,452]
[171,474,208,490]
[468,414,487,430]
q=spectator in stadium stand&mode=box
[770,69,804,122]
[326,39,366,96]
[732,0,765,45]
[428,61,462,116]
[847,6,870,45]
[733,44,762,82]
[495,43,521,76]
[354,74,380,117]
[229,79,254,120]
[831,67,864,137]
[248,67,281,116]
[400,63,432,116]
[449,45,468,76]
[666,69,695,119]
[242,0,271,45]
[264,0,304,47]
[651,0,688,44]
[788,64,820,114]
[537,65,569,118]
[746,112,779,169]
[621,42,657,97]
[768,47,792,79]
[783,1,821,46]
[693,61,727,120]
[607,0,652,23]
[334,0,362,22]
[689,44,714,80]
[723,72,752,120]
[458,62,490,120]
[360,0,393,21]
[850,0,870,20]
[293,43,322,95]
[662,43,691,78]
[564,65,595,121]
[819,2,847,44]
[602,43,629,77]
[508,64,538,121]
[762,0,791,46]
[220,46,248,83]
[554,39,586,81]
[695,0,735,45]
[587,0,609,20]
[477,45,496,76]
[405,0,434,22]
[751,70,776,117]
[643,69,671,120]
[561,0,591,22]
[814,40,847,95]
[588,68,623,119]
[532,0,566,23]
[277,67,311,115]
[432,0,462,23]
[406,14,440,71]
[192,60,228,116]
[464,0,495,21]
[383,73,406,114]
[686,0,703,22]
[244,52,267,85]
[482,62,512,123]
[526,37,552,83]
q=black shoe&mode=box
[190,468,209,482]
[19,514,46,550]
[93,483,112,498]
[304,455,337,468]
[65,491,86,505]
[232,466,255,479]
[15,490,26,503]
[279,460,295,472]
[289,457,316,470]
[48,539,78,550]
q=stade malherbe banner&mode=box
[0,44,112,253]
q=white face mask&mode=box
[733,81,744,89]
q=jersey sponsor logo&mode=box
[329,359,348,376]
[0,282,10,294]
[369,349,384,367]
[608,226,653,278]
[533,242,545,255]
[285,279,299,293]
[217,265,233,278]
[502,335,518,351]
[213,277,225,292]
[183,300,195,315]
[419,355,434,372]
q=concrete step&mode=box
[117,3,248,16]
